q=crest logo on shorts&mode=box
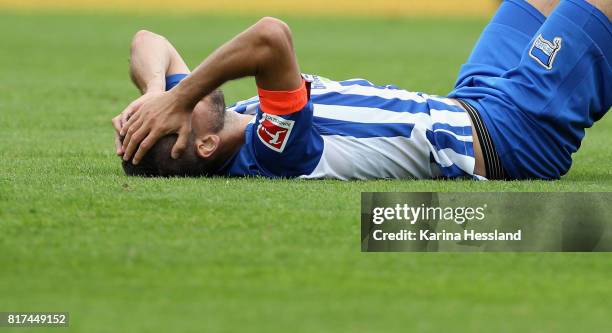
[257,113,294,153]
[529,34,562,70]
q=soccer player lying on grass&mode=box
[113,0,611,180]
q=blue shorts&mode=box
[449,0,611,179]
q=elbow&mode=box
[252,17,293,52]
[133,29,156,39]
[131,29,165,49]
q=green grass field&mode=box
[1,11,611,332]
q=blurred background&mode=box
[3,1,611,332]
[0,0,497,16]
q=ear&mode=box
[195,135,221,159]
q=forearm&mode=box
[173,17,301,110]
[129,30,176,94]
[172,30,260,107]
[118,18,301,164]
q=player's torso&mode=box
[222,75,475,180]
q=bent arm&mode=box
[112,30,190,155]
[129,29,190,94]
[173,17,302,110]
[120,17,303,164]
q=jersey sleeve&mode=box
[165,73,189,91]
[250,76,323,177]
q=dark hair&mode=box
[122,134,211,177]
[121,90,227,177]
[207,89,226,133]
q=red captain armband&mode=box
[257,79,310,116]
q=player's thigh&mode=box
[454,0,546,88]
[501,0,611,116]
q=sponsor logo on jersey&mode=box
[303,73,329,89]
[257,113,295,153]
[529,34,562,70]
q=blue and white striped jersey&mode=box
[222,74,476,180]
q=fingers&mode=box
[111,116,124,155]
[122,97,144,116]
[111,116,122,133]
[171,127,190,159]
[132,130,163,165]
[121,112,141,151]
[121,115,145,161]
[120,102,139,127]
[120,109,141,137]
[114,134,123,156]
[123,126,150,164]
[120,109,132,128]
[117,105,134,130]
[115,91,187,164]
[113,101,140,156]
